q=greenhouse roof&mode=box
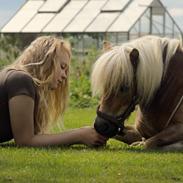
[0,0,180,33]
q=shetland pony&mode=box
[92,35,183,150]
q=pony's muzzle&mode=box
[94,116,122,138]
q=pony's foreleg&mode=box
[113,125,142,145]
[144,123,183,149]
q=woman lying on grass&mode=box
[0,36,107,147]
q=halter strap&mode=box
[96,95,138,134]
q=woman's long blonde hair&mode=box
[5,36,71,134]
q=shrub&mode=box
[69,47,100,108]
[0,35,20,68]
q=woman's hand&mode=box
[79,126,108,147]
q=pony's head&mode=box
[92,35,181,137]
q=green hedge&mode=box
[0,35,20,69]
[69,48,100,108]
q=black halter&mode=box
[94,96,138,138]
[94,48,139,138]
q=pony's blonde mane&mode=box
[91,35,181,105]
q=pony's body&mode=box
[137,48,183,137]
[92,36,183,150]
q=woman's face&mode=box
[49,49,70,90]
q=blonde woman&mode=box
[0,36,107,147]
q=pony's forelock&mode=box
[91,46,134,98]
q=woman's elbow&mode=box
[14,137,35,147]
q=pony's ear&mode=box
[130,48,139,69]
[102,41,112,53]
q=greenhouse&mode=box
[1,0,182,51]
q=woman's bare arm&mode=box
[9,95,107,147]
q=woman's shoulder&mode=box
[4,69,36,100]
[5,69,34,85]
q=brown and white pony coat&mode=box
[92,35,183,150]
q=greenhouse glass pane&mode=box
[64,0,107,32]
[101,0,130,12]
[22,13,55,32]
[86,13,119,32]
[108,0,153,32]
[39,0,70,13]
[1,1,44,32]
[43,0,87,32]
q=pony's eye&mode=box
[120,85,129,93]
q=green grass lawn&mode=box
[0,108,183,183]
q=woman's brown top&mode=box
[0,70,36,143]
